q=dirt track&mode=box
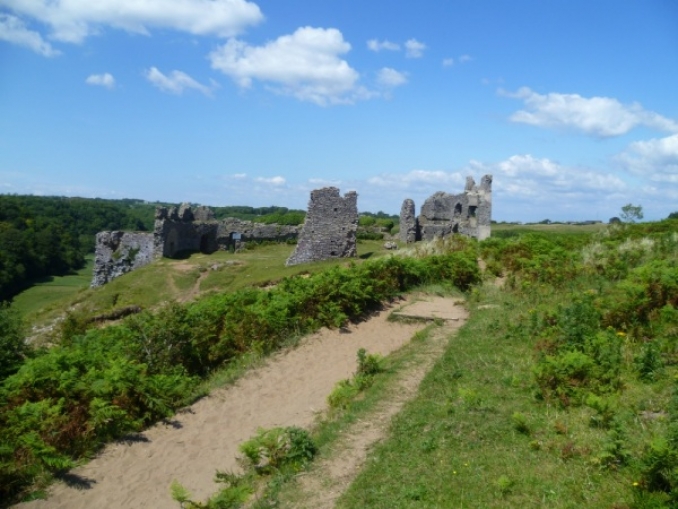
[20,298,461,509]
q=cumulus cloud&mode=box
[209,26,370,106]
[377,67,408,87]
[442,58,454,67]
[367,39,400,52]
[618,133,678,183]
[404,38,426,58]
[1,0,263,43]
[0,13,60,56]
[502,87,678,138]
[459,54,472,63]
[86,72,115,89]
[144,67,214,96]
[470,154,627,197]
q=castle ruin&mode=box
[91,203,301,287]
[92,176,492,287]
[286,187,358,266]
[400,174,492,243]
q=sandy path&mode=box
[283,299,468,509]
[20,301,424,509]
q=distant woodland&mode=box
[0,196,155,301]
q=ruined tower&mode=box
[286,187,358,266]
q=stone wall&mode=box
[92,203,303,287]
[91,231,155,287]
[217,219,300,251]
[153,204,219,258]
[399,174,492,243]
[286,187,358,266]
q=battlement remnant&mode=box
[286,187,358,266]
[399,174,492,243]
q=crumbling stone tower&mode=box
[286,187,358,266]
[399,198,417,243]
[399,174,492,243]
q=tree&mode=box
[668,211,678,220]
[620,203,644,223]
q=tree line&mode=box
[0,196,156,301]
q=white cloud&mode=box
[144,67,213,96]
[471,154,626,196]
[367,39,400,52]
[1,0,263,43]
[0,13,60,56]
[404,38,426,58]
[209,26,370,106]
[377,67,408,87]
[86,72,115,89]
[618,133,678,183]
[255,176,286,185]
[503,87,678,138]
[459,54,472,63]
[442,58,454,67]
[368,170,465,190]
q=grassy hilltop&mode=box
[2,220,678,508]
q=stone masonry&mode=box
[286,187,358,266]
[92,203,301,287]
[153,204,219,259]
[399,174,492,243]
[91,231,155,287]
[399,198,417,243]
[217,219,300,251]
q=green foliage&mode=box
[621,203,644,223]
[636,341,664,381]
[239,426,316,474]
[479,232,587,287]
[0,242,481,504]
[511,411,531,435]
[495,474,514,496]
[532,293,623,406]
[0,195,157,300]
[328,349,385,410]
[0,303,29,381]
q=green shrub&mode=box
[0,303,28,381]
[239,426,316,474]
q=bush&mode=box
[239,426,316,474]
[0,303,28,382]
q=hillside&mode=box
[1,220,677,508]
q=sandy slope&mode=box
[20,300,426,509]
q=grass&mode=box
[254,320,448,509]
[12,223,669,507]
[334,282,639,509]
[11,239,389,335]
[10,255,95,319]
[493,223,607,235]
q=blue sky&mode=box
[1,0,677,222]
